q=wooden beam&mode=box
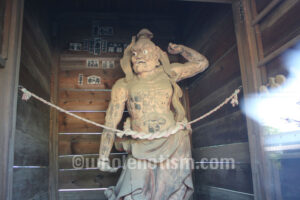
[258,34,300,67]
[179,0,232,4]
[259,0,299,32]
[49,45,59,200]
[252,0,283,25]
[0,0,24,199]
[232,0,270,200]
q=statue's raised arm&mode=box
[168,43,209,82]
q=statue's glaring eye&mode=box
[143,50,148,55]
[132,51,137,56]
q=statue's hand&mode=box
[98,159,119,173]
[168,43,184,55]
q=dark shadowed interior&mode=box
[4,0,299,199]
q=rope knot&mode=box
[230,89,240,107]
[178,121,191,131]
[21,88,32,101]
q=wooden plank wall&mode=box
[0,0,24,199]
[256,0,300,77]
[56,13,180,200]
[253,1,300,199]
[12,0,53,199]
[182,4,254,199]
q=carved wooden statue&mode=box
[98,29,209,200]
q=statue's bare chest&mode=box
[127,77,173,112]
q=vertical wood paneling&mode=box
[183,3,253,199]
[12,0,53,199]
[0,0,24,199]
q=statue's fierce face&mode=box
[131,39,160,74]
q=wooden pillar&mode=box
[0,0,24,199]
[49,45,59,200]
[232,0,270,200]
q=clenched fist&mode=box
[168,43,184,54]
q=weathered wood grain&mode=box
[193,12,236,66]
[195,185,254,200]
[260,0,300,56]
[21,30,51,94]
[59,90,111,100]
[12,168,48,200]
[59,97,109,111]
[59,169,121,189]
[193,142,250,163]
[59,135,101,155]
[59,190,107,200]
[190,77,242,127]
[258,34,300,67]
[194,163,253,193]
[192,111,248,148]
[49,46,60,200]
[184,6,233,53]
[59,153,127,169]
[252,0,283,25]
[58,112,105,133]
[255,0,272,13]
[189,47,241,106]
[232,0,269,199]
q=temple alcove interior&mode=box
[3,0,299,199]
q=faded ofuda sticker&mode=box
[87,75,101,85]
[102,60,115,69]
[86,59,99,68]
[78,74,84,85]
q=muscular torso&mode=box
[126,72,176,133]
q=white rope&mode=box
[187,86,242,125]
[19,86,241,140]
[20,87,123,134]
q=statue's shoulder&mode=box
[112,78,128,90]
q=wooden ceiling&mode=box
[49,0,226,18]
[52,0,181,14]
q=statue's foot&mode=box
[98,159,119,173]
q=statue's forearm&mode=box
[180,45,207,64]
[99,102,124,160]
[169,44,209,81]
[99,131,115,160]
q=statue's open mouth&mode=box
[136,60,146,64]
